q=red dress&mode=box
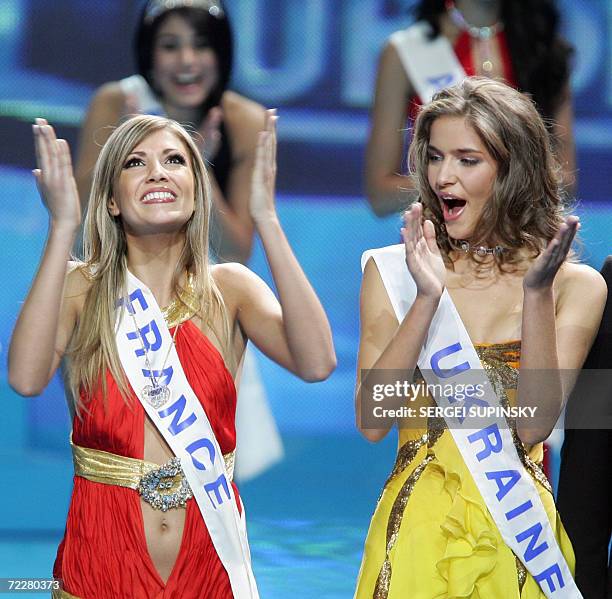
[408,29,518,122]
[54,320,238,598]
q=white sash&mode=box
[115,271,259,598]
[389,22,466,103]
[118,74,165,115]
[362,245,581,599]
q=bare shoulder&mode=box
[376,39,411,96]
[89,81,125,112]
[362,256,382,291]
[77,82,126,187]
[379,40,402,69]
[378,41,405,79]
[556,262,607,310]
[221,91,265,153]
[361,257,396,317]
[558,262,607,295]
[222,90,265,123]
[211,262,258,309]
[78,82,125,150]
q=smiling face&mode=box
[426,116,498,241]
[151,13,219,110]
[108,128,195,235]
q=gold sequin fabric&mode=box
[382,433,428,489]
[373,455,435,597]
[516,555,528,592]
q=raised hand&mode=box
[32,118,81,230]
[198,106,223,162]
[401,203,446,298]
[249,109,278,224]
[523,216,579,290]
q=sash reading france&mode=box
[362,245,582,599]
[119,286,232,505]
[115,272,259,599]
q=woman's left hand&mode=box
[249,109,278,225]
[523,216,580,291]
[198,106,223,162]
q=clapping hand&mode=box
[250,109,278,225]
[401,203,446,299]
[523,216,579,291]
[32,118,81,230]
[198,106,223,162]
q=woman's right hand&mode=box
[32,118,81,230]
[249,109,279,225]
[401,202,446,299]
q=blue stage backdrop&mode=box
[0,2,610,593]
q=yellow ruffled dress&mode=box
[354,341,575,599]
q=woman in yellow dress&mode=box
[354,78,606,598]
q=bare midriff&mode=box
[141,415,187,583]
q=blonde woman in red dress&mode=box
[9,111,335,598]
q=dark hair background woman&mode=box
[366,0,575,216]
[76,0,264,263]
[135,1,233,122]
[415,0,573,121]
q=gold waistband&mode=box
[71,441,235,488]
[52,590,79,599]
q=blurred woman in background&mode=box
[366,0,575,216]
[76,0,262,263]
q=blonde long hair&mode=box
[68,115,230,415]
[409,77,571,269]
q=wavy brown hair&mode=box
[68,114,230,416]
[409,77,571,270]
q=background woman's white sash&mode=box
[389,22,466,103]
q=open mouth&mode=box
[141,191,176,204]
[174,73,204,87]
[441,196,467,221]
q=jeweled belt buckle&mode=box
[137,457,193,511]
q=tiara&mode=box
[144,0,224,24]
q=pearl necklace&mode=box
[445,1,504,74]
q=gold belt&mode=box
[52,590,78,599]
[71,440,235,511]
